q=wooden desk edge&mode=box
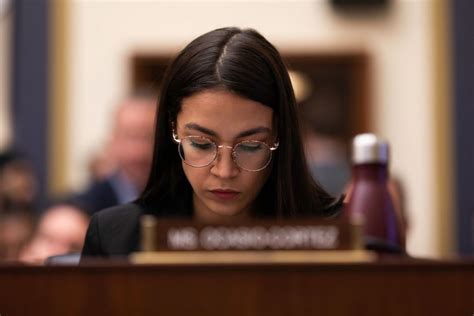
[130,250,377,265]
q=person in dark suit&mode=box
[70,96,156,215]
[81,27,343,258]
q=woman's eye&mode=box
[190,140,213,150]
[239,143,263,153]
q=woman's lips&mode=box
[210,189,240,201]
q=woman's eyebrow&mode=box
[184,123,270,138]
[184,123,218,137]
[237,127,271,138]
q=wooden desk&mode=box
[0,258,473,315]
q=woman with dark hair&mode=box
[82,27,343,257]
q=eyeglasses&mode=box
[172,133,279,172]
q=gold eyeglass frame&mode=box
[172,130,279,172]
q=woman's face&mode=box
[175,89,276,222]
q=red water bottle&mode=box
[345,134,403,251]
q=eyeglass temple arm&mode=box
[270,139,280,151]
[172,129,181,143]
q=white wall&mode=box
[67,0,440,257]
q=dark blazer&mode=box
[81,203,144,258]
[69,178,120,216]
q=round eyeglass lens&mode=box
[234,141,272,171]
[179,136,217,167]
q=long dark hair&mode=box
[139,27,342,218]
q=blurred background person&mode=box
[0,149,37,261]
[0,210,34,261]
[68,95,156,215]
[305,130,351,197]
[87,139,118,183]
[19,204,89,265]
[289,70,351,197]
[0,149,37,213]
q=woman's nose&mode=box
[210,146,239,179]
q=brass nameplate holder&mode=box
[131,217,375,264]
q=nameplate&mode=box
[141,218,362,252]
